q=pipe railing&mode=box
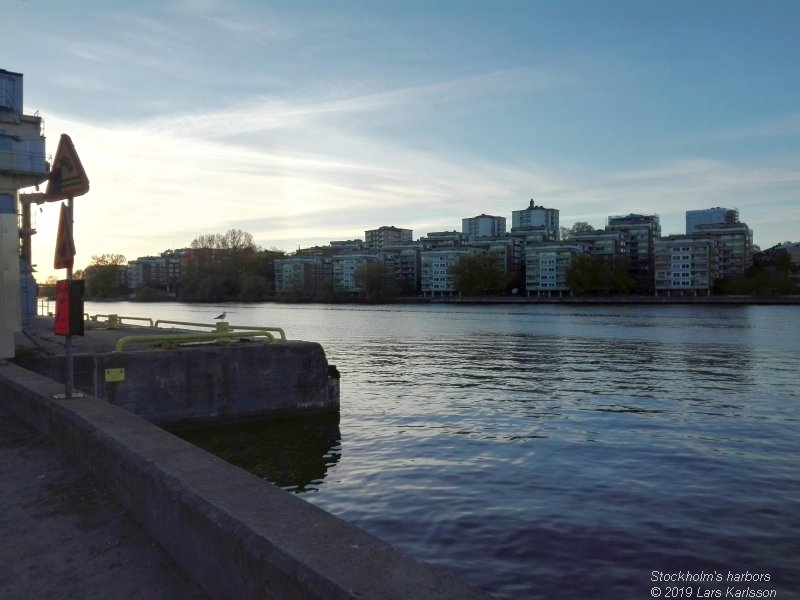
[92,314,155,328]
[113,330,276,353]
[154,319,286,341]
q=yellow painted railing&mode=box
[113,329,276,352]
[154,319,286,341]
[92,314,155,328]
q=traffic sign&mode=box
[54,202,75,269]
[44,133,90,201]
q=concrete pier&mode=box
[2,317,493,599]
[14,317,340,428]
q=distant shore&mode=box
[69,294,800,307]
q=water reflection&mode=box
[175,413,341,493]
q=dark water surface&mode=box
[88,302,800,599]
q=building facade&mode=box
[606,213,661,293]
[462,214,506,240]
[525,241,589,296]
[420,247,479,295]
[332,253,380,294]
[127,254,183,292]
[693,222,753,280]
[364,226,412,250]
[274,256,333,297]
[686,207,739,234]
[511,199,559,240]
[654,235,719,296]
[1,69,49,356]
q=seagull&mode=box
[214,311,227,320]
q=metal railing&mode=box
[92,314,155,328]
[154,319,286,341]
[113,329,276,352]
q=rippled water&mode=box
[87,301,800,598]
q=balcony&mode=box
[0,138,50,185]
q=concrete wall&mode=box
[0,362,491,600]
[16,341,339,428]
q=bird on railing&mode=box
[214,312,227,320]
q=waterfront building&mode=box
[127,253,184,292]
[274,256,333,298]
[693,222,753,279]
[462,214,506,241]
[654,235,719,296]
[420,231,465,249]
[332,253,380,294]
[686,207,739,234]
[364,226,412,250]
[420,247,480,296]
[525,241,590,296]
[0,69,49,356]
[510,199,559,240]
[466,236,521,280]
[606,213,661,293]
[328,240,365,253]
[379,243,423,294]
[571,229,629,259]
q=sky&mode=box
[6,0,800,281]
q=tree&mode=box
[451,252,506,295]
[560,221,596,240]
[353,262,399,303]
[566,254,634,294]
[84,254,127,298]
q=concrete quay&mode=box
[14,316,340,428]
[2,318,493,599]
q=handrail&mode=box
[92,314,155,328]
[113,330,276,352]
[154,319,286,341]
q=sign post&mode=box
[45,134,90,399]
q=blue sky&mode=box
[7,0,800,278]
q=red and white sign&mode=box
[44,133,90,201]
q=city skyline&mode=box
[7,1,799,281]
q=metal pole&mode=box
[65,196,74,397]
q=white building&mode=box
[364,226,412,250]
[462,214,506,240]
[332,253,380,293]
[654,235,719,296]
[1,69,50,357]
[525,241,589,296]
[420,247,479,296]
[511,199,559,240]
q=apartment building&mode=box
[571,229,629,259]
[686,207,739,234]
[654,235,719,296]
[380,244,423,294]
[606,213,661,293]
[274,256,333,297]
[693,222,753,279]
[364,226,412,250]
[127,253,183,292]
[420,231,464,248]
[525,241,590,296]
[332,253,380,293]
[420,247,480,296]
[462,214,506,240]
[510,199,559,240]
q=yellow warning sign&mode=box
[44,134,90,201]
[105,368,125,383]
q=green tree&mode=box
[84,253,127,298]
[353,262,399,303]
[560,221,596,240]
[451,252,506,295]
[566,255,634,294]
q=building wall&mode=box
[511,200,559,240]
[462,214,506,240]
[686,207,739,234]
[694,223,753,279]
[420,247,478,294]
[654,236,719,295]
[606,214,661,293]
[525,241,589,294]
[364,226,413,250]
[332,254,379,293]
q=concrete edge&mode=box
[0,362,492,600]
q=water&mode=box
[86,301,800,598]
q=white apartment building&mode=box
[654,236,719,296]
[525,241,589,296]
[420,247,479,296]
[364,226,412,250]
[332,253,379,293]
[462,214,506,240]
[510,199,559,240]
